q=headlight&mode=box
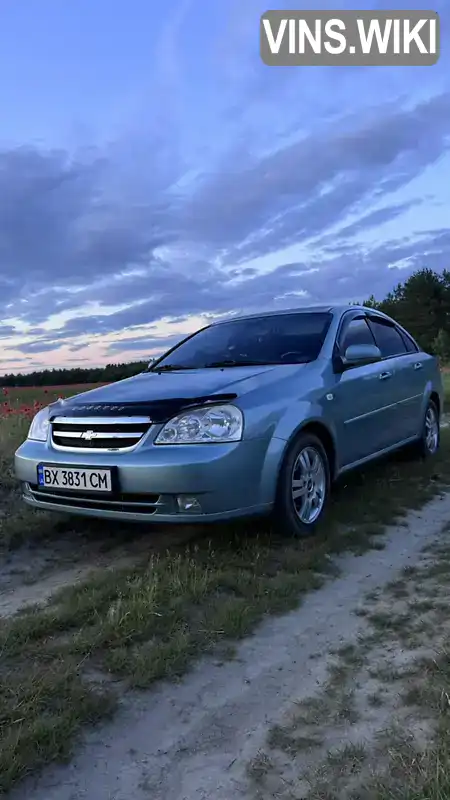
[27,407,50,442]
[155,404,243,445]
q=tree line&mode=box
[0,361,149,387]
[361,267,450,359]
[1,266,449,386]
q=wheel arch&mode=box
[429,390,440,417]
[275,419,338,494]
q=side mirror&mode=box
[342,344,382,368]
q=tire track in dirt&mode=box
[9,493,450,800]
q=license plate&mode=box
[37,464,113,493]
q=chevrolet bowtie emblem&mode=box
[81,430,97,441]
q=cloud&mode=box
[179,93,450,265]
[1,4,450,377]
[2,92,447,333]
[12,340,67,354]
[106,334,181,354]
[8,223,450,365]
[0,325,17,338]
[319,200,422,243]
[0,145,174,299]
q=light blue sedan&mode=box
[15,305,443,537]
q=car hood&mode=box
[52,364,296,421]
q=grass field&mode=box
[2,372,449,407]
[1,379,450,791]
[1,383,104,407]
[3,373,450,404]
[443,370,450,404]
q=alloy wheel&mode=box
[291,445,326,525]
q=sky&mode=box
[0,0,449,374]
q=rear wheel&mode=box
[415,399,440,458]
[275,432,330,537]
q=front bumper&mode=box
[15,437,280,523]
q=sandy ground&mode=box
[0,523,201,617]
[6,490,450,800]
[0,557,134,617]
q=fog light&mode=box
[177,495,202,513]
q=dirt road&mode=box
[8,492,450,800]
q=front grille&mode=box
[27,484,160,514]
[51,416,152,452]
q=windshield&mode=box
[151,312,332,370]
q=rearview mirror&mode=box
[342,344,382,368]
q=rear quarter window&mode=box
[368,317,408,358]
[399,330,419,353]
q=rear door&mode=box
[331,313,400,467]
[367,315,424,440]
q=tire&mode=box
[275,431,330,538]
[414,399,440,459]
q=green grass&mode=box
[2,414,450,790]
[369,538,450,800]
[0,660,116,792]
[365,646,450,800]
[296,528,450,800]
[0,386,106,550]
[442,370,450,405]
[1,383,104,406]
[251,522,450,800]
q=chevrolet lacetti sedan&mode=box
[15,305,443,538]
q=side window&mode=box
[368,318,408,358]
[399,330,418,353]
[339,317,375,351]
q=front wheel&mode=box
[275,432,330,538]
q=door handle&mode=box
[414,362,423,370]
[379,371,392,380]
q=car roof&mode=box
[210,304,375,325]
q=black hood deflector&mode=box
[49,393,238,423]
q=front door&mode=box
[331,314,399,468]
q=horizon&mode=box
[0,0,449,376]
[0,355,149,378]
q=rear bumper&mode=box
[15,436,282,523]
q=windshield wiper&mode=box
[149,364,198,372]
[150,358,310,372]
[203,359,279,368]
[205,358,312,368]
